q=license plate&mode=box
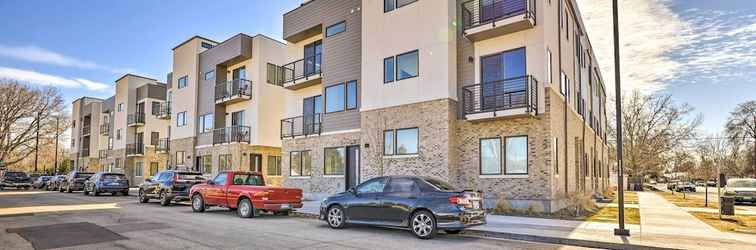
[281,204,291,209]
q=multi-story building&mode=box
[70,97,105,171]
[168,34,288,184]
[275,0,611,212]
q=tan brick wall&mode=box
[170,137,195,169]
[195,144,283,186]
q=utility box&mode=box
[720,196,735,216]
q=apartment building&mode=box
[276,0,611,212]
[168,34,288,185]
[70,97,105,171]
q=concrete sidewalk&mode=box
[296,193,756,249]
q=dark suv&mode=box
[60,171,95,193]
[83,172,129,196]
[1,171,32,190]
[138,170,205,206]
[320,176,486,239]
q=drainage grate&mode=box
[7,222,127,249]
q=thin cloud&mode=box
[0,66,111,91]
[0,44,132,74]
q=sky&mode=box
[0,0,754,135]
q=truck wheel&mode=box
[137,189,150,203]
[159,191,171,206]
[191,194,206,212]
[237,199,254,218]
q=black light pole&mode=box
[54,116,59,175]
[33,111,41,173]
[613,0,630,236]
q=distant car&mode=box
[707,180,717,187]
[667,182,677,191]
[138,170,205,206]
[190,171,303,218]
[723,178,756,203]
[46,175,66,191]
[649,180,657,185]
[1,171,32,190]
[32,176,52,189]
[320,176,486,239]
[60,171,95,193]
[695,181,706,187]
[83,172,129,196]
[674,182,696,192]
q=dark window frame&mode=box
[383,57,395,83]
[177,76,188,89]
[384,0,417,12]
[204,70,215,80]
[325,21,346,37]
[289,150,311,177]
[383,127,419,155]
[324,81,358,114]
[395,49,419,81]
[503,135,529,175]
[383,130,394,156]
[479,137,503,175]
[323,146,347,176]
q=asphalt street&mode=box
[0,189,589,250]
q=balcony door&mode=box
[304,40,322,77]
[480,47,526,111]
[136,102,145,114]
[303,95,321,135]
[135,132,144,145]
[232,67,246,80]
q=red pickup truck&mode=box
[189,171,303,218]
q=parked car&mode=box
[60,171,95,193]
[707,180,717,187]
[138,170,205,206]
[1,171,32,190]
[695,180,706,187]
[320,176,486,239]
[723,178,756,203]
[667,182,677,191]
[83,172,129,196]
[674,181,696,192]
[32,176,52,189]
[190,171,303,218]
[46,175,66,191]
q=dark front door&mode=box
[250,154,262,173]
[345,145,360,191]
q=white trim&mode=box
[323,175,344,178]
[320,129,361,136]
[383,154,419,159]
[479,174,529,179]
[287,176,311,179]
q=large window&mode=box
[324,147,346,176]
[201,155,212,174]
[199,113,213,133]
[396,50,419,80]
[178,76,188,89]
[480,138,502,175]
[134,162,144,177]
[346,80,357,110]
[267,156,282,176]
[290,151,311,176]
[204,70,214,80]
[177,111,187,127]
[384,128,419,155]
[149,162,159,177]
[325,81,358,113]
[175,151,185,165]
[481,47,526,84]
[219,154,232,171]
[383,57,395,83]
[151,101,160,115]
[505,136,528,175]
[326,21,346,37]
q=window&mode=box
[505,136,528,175]
[201,42,214,49]
[212,173,227,186]
[480,138,502,175]
[219,154,232,171]
[204,70,214,80]
[386,177,418,193]
[72,120,76,128]
[346,80,357,110]
[117,103,124,112]
[177,111,187,127]
[178,76,188,89]
[231,111,244,126]
[290,151,311,176]
[324,147,346,175]
[134,162,143,177]
[149,162,159,176]
[565,10,570,40]
[384,128,419,155]
[151,102,160,115]
[108,137,113,150]
[383,130,394,155]
[546,49,552,84]
[116,129,121,140]
[384,0,416,12]
[198,113,213,133]
[395,50,419,80]
[176,151,185,165]
[200,155,212,174]
[383,57,394,83]
[267,156,282,176]
[150,132,159,146]
[115,158,122,169]
[267,63,283,85]
[356,177,387,194]
[326,21,346,37]
[325,84,345,113]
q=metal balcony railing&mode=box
[126,143,144,156]
[212,126,250,145]
[215,79,252,103]
[281,114,322,138]
[282,54,322,84]
[127,113,145,126]
[81,125,91,135]
[156,138,170,152]
[99,123,109,135]
[81,147,90,157]
[461,0,535,29]
[157,102,171,119]
[462,75,538,115]
[98,150,109,159]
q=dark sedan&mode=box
[1,171,32,190]
[320,176,486,239]
[138,170,205,206]
[32,176,52,189]
[83,172,129,196]
[46,175,66,191]
[60,171,95,193]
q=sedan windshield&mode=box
[231,174,264,186]
[728,179,756,188]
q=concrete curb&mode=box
[464,229,680,250]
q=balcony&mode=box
[281,114,322,139]
[81,125,91,136]
[462,75,538,120]
[461,0,536,41]
[98,149,109,159]
[127,113,145,127]
[99,124,109,135]
[156,138,170,153]
[81,148,90,157]
[126,143,144,157]
[212,126,251,145]
[281,54,322,90]
[156,102,171,119]
[215,79,252,104]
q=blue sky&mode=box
[0,0,754,134]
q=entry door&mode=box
[250,154,263,173]
[345,145,360,191]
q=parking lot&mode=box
[0,190,586,250]
[654,183,756,213]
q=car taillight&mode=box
[449,196,473,208]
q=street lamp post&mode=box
[54,116,59,175]
[34,111,41,173]
[613,0,630,236]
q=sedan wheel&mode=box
[191,194,206,212]
[238,199,254,218]
[137,189,149,203]
[159,191,171,206]
[327,206,345,229]
[411,211,437,239]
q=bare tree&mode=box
[725,100,756,177]
[0,79,67,167]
